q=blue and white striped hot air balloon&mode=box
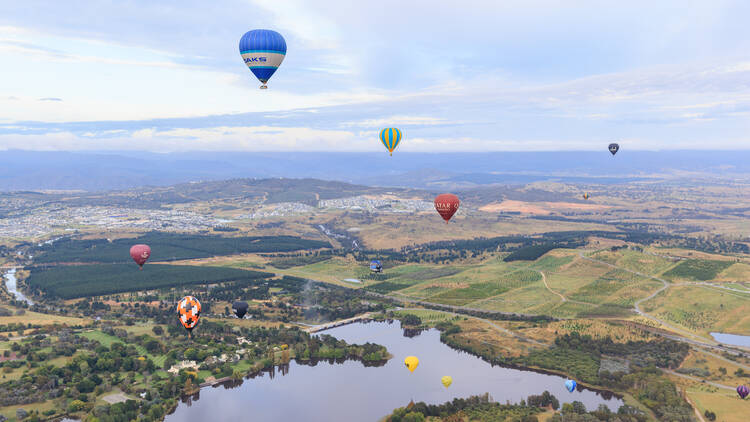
[239,29,286,89]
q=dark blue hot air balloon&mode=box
[239,29,286,89]
[738,385,749,399]
[565,379,577,393]
[370,260,382,273]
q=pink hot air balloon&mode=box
[738,385,749,399]
[129,244,151,269]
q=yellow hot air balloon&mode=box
[404,356,419,373]
[441,375,452,388]
[380,128,402,156]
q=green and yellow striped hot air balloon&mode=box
[379,128,402,156]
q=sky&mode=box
[1,0,750,152]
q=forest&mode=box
[25,264,273,299]
[30,232,331,264]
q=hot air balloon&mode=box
[239,29,286,89]
[582,192,590,200]
[565,379,577,393]
[404,356,419,373]
[434,194,460,223]
[177,296,201,334]
[370,260,382,273]
[608,143,619,156]
[379,128,402,156]
[232,301,249,319]
[441,376,452,388]
[129,244,151,269]
[738,385,749,399]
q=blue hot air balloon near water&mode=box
[565,379,577,393]
[239,29,286,89]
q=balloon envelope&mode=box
[441,375,452,388]
[404,356,419,373]
[129,244,151,268]
[370,260,382,272]
[583,192,589,200]
[239,29,286,88]
[608,143,619,156]
[232,301,249,319]
[434,194,460,223]
[738,385,749,399]
[565,379,577,392]
[379,128,402,156]
[178,296,201,332]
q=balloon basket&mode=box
[260,85,268,90]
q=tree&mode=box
[68,400,86,412]
[152,326,163,336]
[571,401,587,414]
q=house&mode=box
[167,360,198,375]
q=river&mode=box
[3,268,33,306]
[165,321,622,421]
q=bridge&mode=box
[304,313,372,333]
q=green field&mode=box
[662,259,734,281]
[80,330,167,368]
[26,263,272,298]
[429,282,509,306]
[592,249,677,276]
[641,284,750,336]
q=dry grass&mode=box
[0,309,91,327]
[523,319,656,344]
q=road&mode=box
[540,271,566,302]
[538,270,594,306]
[662,369,735,391]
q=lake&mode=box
[711,332,750,348]
[3,268,34,305]
[166,321,622,421]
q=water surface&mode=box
[3,269,33,305]
[711,332,750,348]
[166,321,622,421]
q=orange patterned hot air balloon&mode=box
[177,296,201,333]
[434,194,460,223]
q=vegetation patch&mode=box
[662,259,733,281]
[26,264,273,299]
[404,266,464,281]
[365,281,413,294]
[503,244,558,261]
[269,255,331,269]
[31,232,331,264]
[429,282,509,306]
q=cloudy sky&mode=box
[1,0,750,152]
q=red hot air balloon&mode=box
[129,244,151,269]
[434,194,460,223]
[738,385,749,399]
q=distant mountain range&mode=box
[1,149,749,191]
